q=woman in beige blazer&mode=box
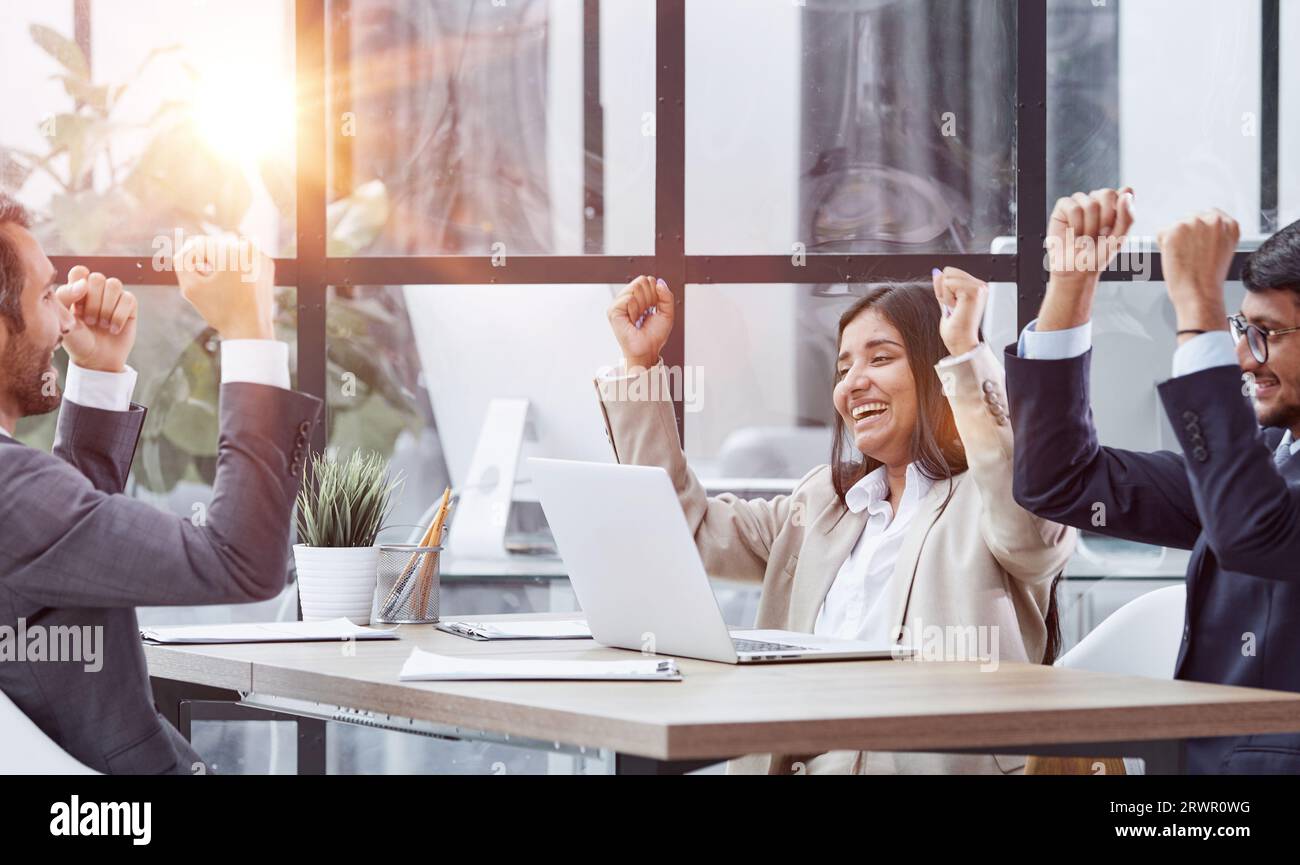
[594,268,1077,775]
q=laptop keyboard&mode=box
[732,638,810,654]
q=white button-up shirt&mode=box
[813,462,934,643]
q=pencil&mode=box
[415,488,451,615]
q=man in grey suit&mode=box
[0,193,322,773]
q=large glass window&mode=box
[326,283,443,541]
[686,0,1017,256]
[1048,0,1266,236]
[324,0,655,256]
[0,1,295,256]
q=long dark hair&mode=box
[828,282,1062,664]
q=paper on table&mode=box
[141,618,400,644]
[399,648,680,681]
[438,619,592,640]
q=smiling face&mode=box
[0,222,74,423]
[1238,288,1300,433]
[832,308,920,469]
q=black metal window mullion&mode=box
[296,0,328,457]
[1262,0,1280,235]
[583,0,605,255]
[656,0,687,444]
[1015,0,1048,333]
[686,254,1019,285]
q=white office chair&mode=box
[0,688,100,774]
[1055,584,1187,774]
[1058,584,1186,678]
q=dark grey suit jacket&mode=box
[0,382,321,774]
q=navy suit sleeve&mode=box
[1003,345,1202,550]
[1159,364,1300,578]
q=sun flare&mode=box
[189,64,296,163]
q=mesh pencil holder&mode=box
[372,544,443,624]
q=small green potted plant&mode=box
[294,451,403,624]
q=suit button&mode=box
[995,416,1007,426]
[1193,446,1208,462]
[1182,411,1197,423]
[1186,421,1201,436]
[1190,434,1205,447]
[1183,624,1190,641]
[982,381,996,393]
[299,421,312,434]
[983,391,999,405]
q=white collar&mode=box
[844,462,934,515]
[0,424,10,440]
[1282,430,1300,456]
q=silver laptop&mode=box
[529,457,904,664]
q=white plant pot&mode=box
[293,545,380,625]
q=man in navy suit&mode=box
[1006,186,1300,774]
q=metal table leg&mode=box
[152,676,330,774]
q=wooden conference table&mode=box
[146,612,1300,775]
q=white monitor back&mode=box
[403,284,622,501]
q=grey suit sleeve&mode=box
[0,382,322,609]
[53,400,147,494]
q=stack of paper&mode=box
[141,618,400,644]
[436,619,592,641]
[398,648,680,681]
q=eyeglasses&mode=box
[1228,313,1300,364]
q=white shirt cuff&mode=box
[597,358,660,382]
[1171,330,1238,378]
[63,363,138,412]
[596,361,627,382]
[1018,319,1092,360]
[936,344,985,368]
[221,340,291,390]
